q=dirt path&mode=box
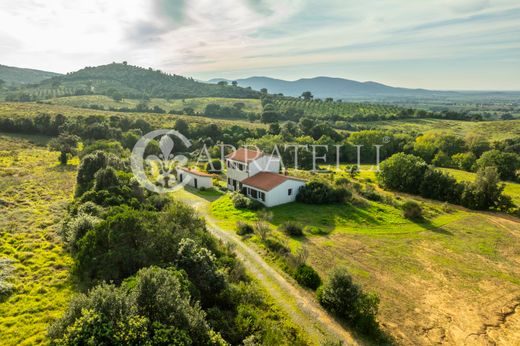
[177,193,360,346]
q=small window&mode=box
[227,178,231,184]
[288,188,292,196]
[260,192,265,201]
[227,160,230,168]
[251,189,258,198]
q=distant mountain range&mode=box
[0,64,61,86]
[208,76,519,101]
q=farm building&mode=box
[177,167,214,189]
[226,148,305,207]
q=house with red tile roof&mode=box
[226,148,305,207]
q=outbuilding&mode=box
[177,167,214,189]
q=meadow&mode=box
[0,134,76,345]
[209,183,520,345]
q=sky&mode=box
[0,0,519,90]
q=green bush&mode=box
[318,267,382,338]
[231,192,261,210]
[303,225,327,235]
[293,264,321,290]
[236,221,254,236]
[279,221,303,236]
[402,200,422,220]
[296,181,351,204]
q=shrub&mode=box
[279,221,303,236]
[206,159,222,173]
[401,200,422,220]
[236,221,254,236]
[297,181,351,204]
[263,237,289,254]
[293,264,321,290]
[303,225,327,235]
[452,152,476,171]
[254,221,271,241]
[317,267,381,337]
[360,184,382,201]
[231,192,261,210]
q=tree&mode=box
[461,166,511,210]
[260,110,278,123]
[475,150,520,181]
[48,133,80,165]
[174,119,189,134]
[301,91,313,100]
[231,81,238,86]
[217,81,228,86]
[260,88,268,94]
[452,152,476,171]
[378,153,428,194]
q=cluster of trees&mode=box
[203,103,255,120]
[296,181,352,204]
[378,153,513,211]
[51,148,307,345]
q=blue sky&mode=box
[0,0,519,90]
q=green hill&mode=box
[0,64,60,86]
[6,63,261,100]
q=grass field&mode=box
[439,167,520,205]
[44,95,263,114]
[0,135,76,345]
[353,118,520,141]
[209,187,520,345]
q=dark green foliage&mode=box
[296,181,351,204]
[401,200,423,220]
[48,267,218,345]
[279,221,304,236]
[475,149,520,181]
[380,153,512,211]
[236,221,254,236]
[461,167,513,211]
[293,264,321,290]
[378,153,428,194]
[206,159,222,173]
[231,192,261,210]
[452,152,476,171]
[317,267,382,339]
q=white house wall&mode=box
[177,171,213,189]
[264,179,305,207]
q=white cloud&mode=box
[0,0,518,88]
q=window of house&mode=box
[288,188,292,196]
[251,189,258,198]
[227,178,231,184]
[260,192,265,201]
[227,160,230,168]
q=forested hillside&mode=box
[4,63,261,101]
